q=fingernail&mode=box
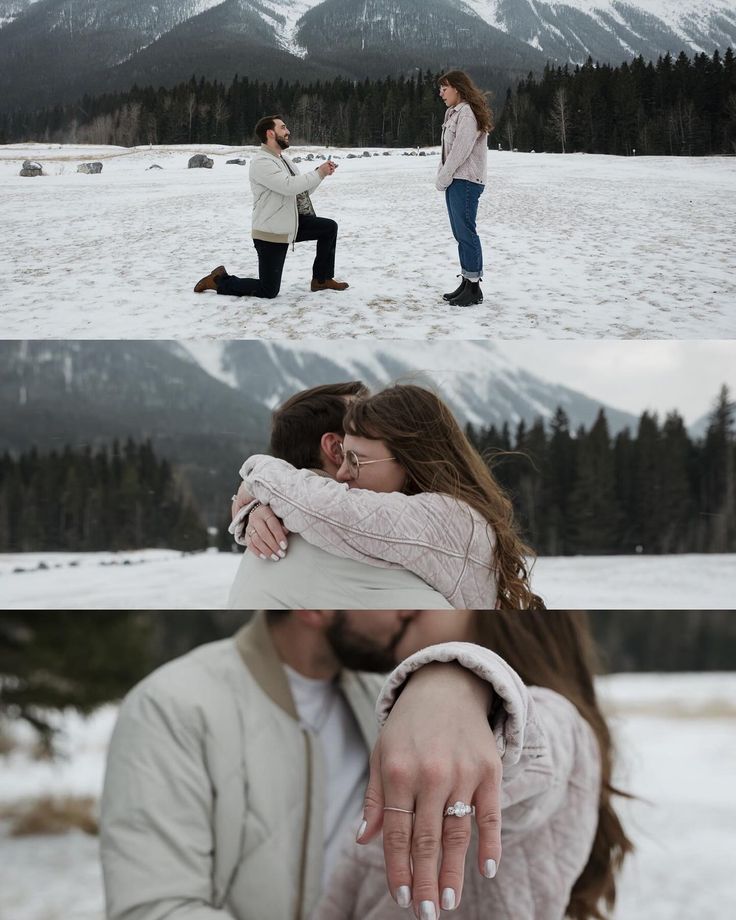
[441,888,456,910]
[279,541,288,550]
[259,554,267,560]
[419,902,437,920]
[483,858,497,879]
[277,550,286,558]
[396,886,411,908]
[271,554,280,562]
[356,819,367,842]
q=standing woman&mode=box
[436,70,493,307]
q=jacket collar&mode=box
[235,612,299,720]
[260,143,283,159]
[234,613,379,746]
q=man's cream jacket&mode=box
[100,613,381,920]
[249,146,324,244]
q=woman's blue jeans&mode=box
[445,179,484,280]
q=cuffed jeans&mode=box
[216,215,339,299]
[445,179,484,280]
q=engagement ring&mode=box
[444,801,475,818]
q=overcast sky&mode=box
[501,341,736,424]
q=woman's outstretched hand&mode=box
[357,662,502,918]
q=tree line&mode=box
[0,388,733,556]
[494,49,736,155]
[468,385,735,556]
[0,70,452,148]
[0,439,208,553]
[2,49,734,155]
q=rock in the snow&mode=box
[226,158,248,165]
[346,153,357,159]
[383,151,391,156]
[77,161,103,174]
[292,156,302,163]
[305,153,314,161]
[419,151,426,156]
[148,164,163,170]
[362,151,371,158]
[20,159,43,177]
[188,154,213,169]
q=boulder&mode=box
[346,153,357,159]
[419,151,426,156]
[20,159,43,177]
[77,161,103,174]
[382,151,391,156]
[305,153,314,161]
[362,151,371,158]
[188,154,213,169]
[292,156,302,163]
[226,158,248,165]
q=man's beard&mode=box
[325,612,410,673]
[276,136,290,150]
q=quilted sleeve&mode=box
[238,455,497,606]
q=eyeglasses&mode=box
[339,443,396,480]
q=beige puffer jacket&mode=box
[318,642,602,920]
[249,146,324,244]
[238,455,498,608]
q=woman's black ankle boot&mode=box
[450,280,483,306]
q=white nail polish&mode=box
[441,888,456,910]
[420,902,437,920]
[280,541,288,550]
[278,549,286,558]
[483,858,497,879]
[259,554,267,560]
[271,554,279,562]
[356,819,367,841]
[396,886,411,908]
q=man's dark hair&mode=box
[270,382,369,470]
[255,115,283,144]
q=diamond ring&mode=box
[444,801,475,818]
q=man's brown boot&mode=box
[194,265,227,293]
[311,278,349,292]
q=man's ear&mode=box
[321,432,343,468]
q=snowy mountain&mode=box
[0,339,638,450]
[2,0,732,111]
[212,339,640,433]
[466,0,736,64]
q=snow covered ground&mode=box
[2,143,734,339]
[1,548,735,609]
[1,674,735,920]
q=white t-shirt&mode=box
[283,665,370,888]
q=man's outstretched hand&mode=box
[358,662,502,918]
[317,160,338,178]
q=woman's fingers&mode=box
[473,772,503,880]
[436,797,474,911]
[263,513,288,551]
[247,532,272,559]
[407,784,447,919]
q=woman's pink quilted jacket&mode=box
[239,455,498,608]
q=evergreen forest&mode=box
[0,440,208,553]
[0,388,733,557]
[2,49,734,155]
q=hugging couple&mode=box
[227,380,544,610]
[101,610,633,920]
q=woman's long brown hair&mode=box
[475,611,634,920]
[343,384,545,609]
[439,69,494,133]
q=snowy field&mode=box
[2,143,735,339]
[1,549,735,609]
[1,673,735,920]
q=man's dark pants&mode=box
[216,215,339,299]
